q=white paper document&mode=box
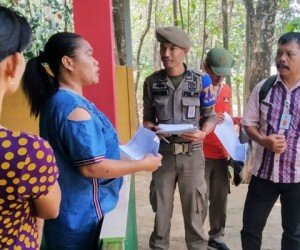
[119,126,160,160]
[156,124,198,135]
[214,113,248,162]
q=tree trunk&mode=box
[222,0,231,87]
[200,0,207,67]
[243,0,254,106]
[134,0,153,90]
[153,0,161,71]
[243,0,277,105]
[178,0,184,29]
[187,0,191,35]
[113,0,126,65]
[236,42,246,117]
[173,0,179,26]
[64,0,68,32]
[250,0,277,91]
[222,0,229,50]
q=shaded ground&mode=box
[135,172,282,250]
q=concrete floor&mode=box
[135,172,282,250]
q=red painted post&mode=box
[73,0,116,125]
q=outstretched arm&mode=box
[79,154,162,178]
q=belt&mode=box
[161,142,202,155]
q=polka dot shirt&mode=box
[0,128,59,249]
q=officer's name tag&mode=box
[187,106,196,119]
[279,114,291,130]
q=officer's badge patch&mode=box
[188,81,197,92]
[153,81,169,96]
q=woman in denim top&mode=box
[23,32,162,250]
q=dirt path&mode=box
[135,172,282,250]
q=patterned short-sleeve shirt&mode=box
[242,76,300,183]
[0,128,59,250]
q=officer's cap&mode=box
[156,26,191,49]
[205,48,233,76]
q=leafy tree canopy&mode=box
[1,0,73,59]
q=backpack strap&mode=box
[259,75,277,104]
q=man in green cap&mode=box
[143,26,216,249]
[203,48,240,250]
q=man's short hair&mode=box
[278,32,300,47]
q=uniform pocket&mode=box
[182,97,200,121]
[153,96,170,121]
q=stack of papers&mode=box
[156,124,198,135]
[214,112,248,162]
[119,126,160,160]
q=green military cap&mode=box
[156,26,191,49]
[205,48,233,76]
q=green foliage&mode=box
[5,0,297,111]
[275,0,300,37]
[285,18,300,32]
[2,0,74,59]
[131,0,246,109]
[130,0,300,114]
[233,75,243,86]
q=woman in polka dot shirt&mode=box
[22,32,162,249]
[0,6,61,250]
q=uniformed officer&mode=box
[143,26,216,250]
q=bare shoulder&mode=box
[67,107,91,121]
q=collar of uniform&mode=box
[160,64,196,90]
[160,63,188,80]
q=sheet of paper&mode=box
[214,112,248,162]
[156,124,198,135]
[119,126,160,160]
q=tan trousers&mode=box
[149,143,208,250]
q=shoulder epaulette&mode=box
[151,69,165,77]
[149,69,167,82]
[191,69,206,77]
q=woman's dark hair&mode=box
[0,5,31,62]
[23,32,82,117]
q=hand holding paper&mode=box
[214,112,248,162]
[140,153,162,171]
[181,129,207,142]
[215,112,225,124]
[119,126,160,160]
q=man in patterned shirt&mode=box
[241,32,300,250]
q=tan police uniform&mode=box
[143,65,215,249]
